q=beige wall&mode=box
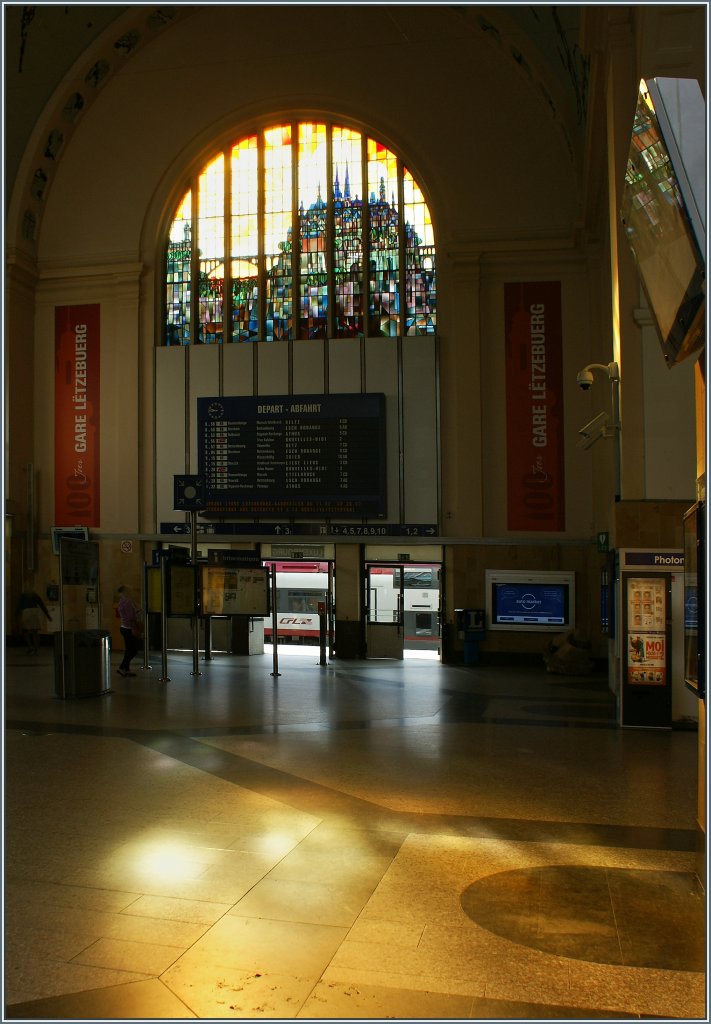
[4,6,704,663]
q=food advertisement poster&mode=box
[626,577,667,685]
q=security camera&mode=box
[576,369,594,391]
[577,411,609,450]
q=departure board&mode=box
[197,394,386,517]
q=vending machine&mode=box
[617,548,698,728]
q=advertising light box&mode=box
[197,393,386,517]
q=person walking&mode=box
[16,586,52,654]
[116,585,142,677]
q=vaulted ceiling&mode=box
[4,5,587,214]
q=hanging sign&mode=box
[504,282,565,531]
[54,304,101,526]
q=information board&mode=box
[169,564,197,616]
[59,538,99,586]
[197,394,386,517]
[201,566,269,616]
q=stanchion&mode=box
[270,564,280,677]
[204,616,213,660]
[159,555,170,682]
[318,601,327,666]
[327,563,335,660]
[141,562,152,671]
[190,510,201,677]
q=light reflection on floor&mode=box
[171,642,442,661]
[4,650,703,1021]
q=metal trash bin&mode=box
[455,609,486,666]
[54,629,112,698]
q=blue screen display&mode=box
[493,583,568,625]
[684,586,698,630]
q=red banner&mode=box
[54,304,100,526]
[505,281,565,531]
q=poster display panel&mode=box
[146,566,162,614]
[626,576,667,685]
[201,565,269,616]
[169,564,197,616]
[626,581,672,684]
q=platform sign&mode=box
[161,522,438,537]
[197,394,386,517]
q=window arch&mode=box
[164,122,436,344]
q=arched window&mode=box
[164,122,436,344]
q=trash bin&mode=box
[455,609,486,666]
[54,629,112,698]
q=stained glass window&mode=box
[298,122,328,339]
[332,127,364,337]
[264,125,293,341]
[198,154,224,344]
[231,136,259,342]
[165,191,192,345]
[367,139,400,336]
[403,169,436,335]
[163,122,436,344]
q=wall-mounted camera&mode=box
[577,411,610,450]
[576,368,594,390]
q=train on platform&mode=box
[263,562,441,650]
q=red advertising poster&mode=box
[54,304,100,526]
[505,281,565,531]
[627,633,667,685]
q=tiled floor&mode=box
[3,643,707,1020]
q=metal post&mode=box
[159,554,170,682]
[328,562,335,660]
[141,562,152,670]
[610,364,622,502]
[190,510,201,677]
[57,539,66,698]
[318,601,327,666]
[204,616,213,660]
[270,563,280,677]
[26,463,35,572]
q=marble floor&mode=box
[3,642,707,1020]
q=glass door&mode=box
[364,562,442,659]
[365,564,404,659]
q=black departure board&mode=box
[197,393,386,517]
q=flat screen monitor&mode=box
[620,77,705,368]
[486,570,575,632]
[51,525,89,555]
